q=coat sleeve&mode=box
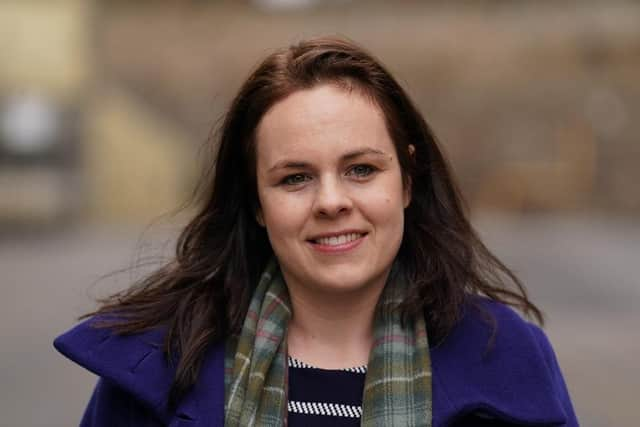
[80,378,163,427]
[529,324,580,427]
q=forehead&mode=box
[255,85,394,164]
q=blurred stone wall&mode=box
[96,1,640,217]
[2,1,638,225]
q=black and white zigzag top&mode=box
[287,356,367,427]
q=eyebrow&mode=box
[267,148,390,173]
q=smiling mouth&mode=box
[310,232,366,246]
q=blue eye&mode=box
[282,174,310,186]
[348,164,376,177]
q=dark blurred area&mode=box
[1,1,638,426]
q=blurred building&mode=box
[0,0,88,225]
[1,0,639,227]
[0,0,193,227]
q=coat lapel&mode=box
[168,341,225,427]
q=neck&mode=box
[284,275,387,369]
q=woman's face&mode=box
[255,84,409,298]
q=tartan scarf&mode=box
[224,259,432,426]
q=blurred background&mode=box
[1,0,638,426]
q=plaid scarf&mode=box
[224,259,432,426]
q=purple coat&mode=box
[54,298,579,426]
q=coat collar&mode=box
[53,319,224,426]
[54,298,568,426]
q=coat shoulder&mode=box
[434,296,547,359]
[430,296,579,427]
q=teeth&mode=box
[316,233,362,246]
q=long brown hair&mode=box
[88,36,542,406]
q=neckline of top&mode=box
[287,355,368,373]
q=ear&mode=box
[403,144,415,208]
[403,179,412,209]
[255,208,265,227]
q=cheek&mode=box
[357,197,405,242]
[358,179,405,219]
[259,190,310,241]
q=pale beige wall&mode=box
[0,0,90,101]
[84,88,194,223]
[0,0,194,224]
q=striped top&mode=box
[287,356,367,427]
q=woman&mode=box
[55,37,578,426]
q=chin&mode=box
[313,268,384,295]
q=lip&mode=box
[307,230,368,254]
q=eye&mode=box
[347,164,377,178]
[281,173,310,186]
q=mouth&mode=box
[307,231,368,252]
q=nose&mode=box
[312,175,353,218]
